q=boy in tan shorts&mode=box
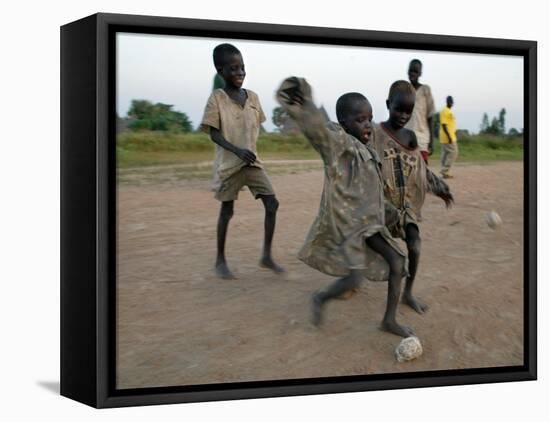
[201,43,284,279]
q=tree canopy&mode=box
[128,100,193,132]
[480,108,507,136]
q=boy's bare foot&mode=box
[311,293,323,326]
[402,293,429,314]
[380,319,415,338]
[215,261,236,279]
[259,256,285,274]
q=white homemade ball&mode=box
[486,211,502,229]
[395,336,423,362]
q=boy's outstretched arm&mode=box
[276,77,333,160]
[209,127,256,165]
[426,168,454,208]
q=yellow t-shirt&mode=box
[439,106,457,144]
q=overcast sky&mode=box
[117,33,524,134]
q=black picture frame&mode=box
[60,12,537,408]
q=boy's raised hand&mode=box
[280,86,304,105]
[235,147,257,164]
[276,77,313,117]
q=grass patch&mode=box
[116,131,318,168]
[117,130,523,168]
[430,134,523,162]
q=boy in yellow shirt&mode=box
[439,96,458,178]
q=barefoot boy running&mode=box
[277,76,414,338]
[373,80,453,314]
[201,44,284,279]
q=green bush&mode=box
[127,100,193,132]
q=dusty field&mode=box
[116,161,524,389]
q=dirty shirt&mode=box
[201,88,266,181]
[276,77,406,281]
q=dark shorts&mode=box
[215,166,275,202]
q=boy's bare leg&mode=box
[311,269,362,326]
[258,195,285,273]
[366,233,415,337]
[216,201,236,279]
[402,223,428,314]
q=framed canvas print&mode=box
[60,12,537,408]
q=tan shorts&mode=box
[215,166,275,202]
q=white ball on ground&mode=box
[395,336,423,362]
[486,211,502,230]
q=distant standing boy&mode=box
[405,59,436,164]
[440,96,458,179]
[373,80,453,315]
[277,76,414,338]
[201,44,284,279]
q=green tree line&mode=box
[126,100,193,132]
[432,108,521,139]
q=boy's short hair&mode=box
[336,92,367,122]
[388,80,416,101]
[409,58,422,69]
[213,43,241,70]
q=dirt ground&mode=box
[116,161,524,389]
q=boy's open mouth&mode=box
[362,131,371,142]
